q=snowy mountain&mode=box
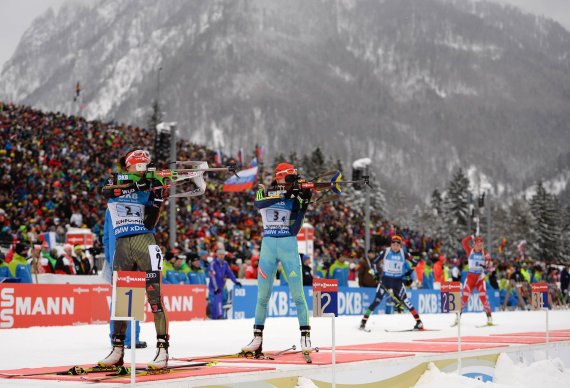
[1,0,570,205]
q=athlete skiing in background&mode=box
[359,235,424,331]
[98,150,170,369]
[452,235,493,326]
[241,163,313,359]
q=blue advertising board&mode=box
[231,285,500,319]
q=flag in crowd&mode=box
[222,163,258,192]
[40,232,57,248]
[214,149,222,166]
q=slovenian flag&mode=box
[222,166,258,192]
[41,232,57,248]
[248,157,258,168]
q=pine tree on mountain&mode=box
[430,189,443,217]
[529,182,561,263]
[440,194,460,255]
[561,204,570,261]
[446,168,470,229]
[543,194,562,262]
[509,197,534,253]
[439,169,471,255]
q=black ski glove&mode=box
[214,288,222,295]
[135,176,149,191]
[299,188,312,201]
[235,281,242,288]
[150,186,166,207]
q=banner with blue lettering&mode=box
[231,285,500,319]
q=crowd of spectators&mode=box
[0,102,568,309]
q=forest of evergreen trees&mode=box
[281,148,569,264]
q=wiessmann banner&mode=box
[0,284,206,329]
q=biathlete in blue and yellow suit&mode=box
[359,235,424,331]
[241,163,313,355]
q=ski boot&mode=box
[300,326,312,352]
[413,320,424,331]
[359,313,370,331]
[241,326,263,357]
[486,314,493,326]
[300,326,312,363]
[98,335,125,367]
[147,335,169,370]
[451,313,462,327]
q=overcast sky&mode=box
[1,0,570,71]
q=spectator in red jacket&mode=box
[245,256,259,279]
[433,254,446,284]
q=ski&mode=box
[251,346,319,363]
[171,345,297,362]
[385,328,442,333]
[80,361,214,382]
[476,323,498,328]
[0,365,118,378]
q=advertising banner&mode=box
[231,285,500,319]
[0,284,207,329]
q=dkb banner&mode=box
[231,285,500,319]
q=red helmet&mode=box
[275,163,297,179]
[125,150,151,171]
[391,235,403,244]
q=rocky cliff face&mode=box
[2,0,569,205]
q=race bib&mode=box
[383,260,404,274]
[260,207,291,230]
[148,245,163,271]
[108,201,145,228]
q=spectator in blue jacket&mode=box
[188,256,207,285]
[208,249,242,319]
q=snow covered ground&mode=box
[0,309,569,387]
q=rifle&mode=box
[287,171,371,194]
[263,171,370,205]
[104,161,238,198]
